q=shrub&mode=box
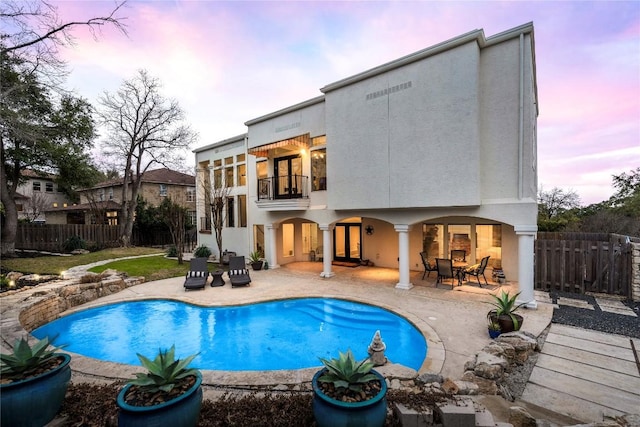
[193,245,212,259]
[165,245,178,257]
[0,275,9,290]
[63,235,86,253]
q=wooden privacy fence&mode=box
[15,224,197,252]
[15,224,121,251]
[535,232,635,298]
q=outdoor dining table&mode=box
[452,261,468,285]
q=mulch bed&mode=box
[58,382,447,426]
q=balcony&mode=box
[256,175,310,211]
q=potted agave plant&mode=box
[117,345,202,427]
[0,336,71,427]
[487,314,502,338]
[249,250,264,270]
[487,290,526,333]
[312,349,387,427]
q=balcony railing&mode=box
[257,175,309,201]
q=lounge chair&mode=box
[228,256,251,287]
[436,258,458,289]
[420,251,437,279]
[463,256,490,287]
[183,257,209,291]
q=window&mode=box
[32,181,41,192]
[237,164,246,186]
[226,197,235,227]
[106,211,118,226]
[225,166,233,187]
[236,154,245,162]
[476,225,502,268]
[98,189,105,201]
[311,149,326,191]
[312,135,326,147]
[224,156,233,165]
[256,161,268,179]
[302,223,319,254]
[213,169,222,189]
[282,223,294,257]
[187,210,197,227]
[237,195,247,227]
[253,225,265,255]
[108,187,114,200]
[159,184,168,197]
[186,187,195,202]
[45,182,54,192]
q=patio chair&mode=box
[420,252,437,279]
[436,258,458,289]
[183,257,209,291]
[450,250,466,263]
[228,256,251,287]
[463,256,490,287]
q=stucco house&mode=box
[194,23,539,307]
[45,168,197,226]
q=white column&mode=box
[395,224,413,290]
[515,225,537,309]
[319,224,334,278]
[266,223,280,269]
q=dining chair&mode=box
[436,258,458,289]
[420,252,437,279]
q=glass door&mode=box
[334,224,361,263]
[274,155,302,199]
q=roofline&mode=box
[244,95,325,127]
[193,133,248,154]
[321,22,534,93]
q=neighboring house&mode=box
[194,23,539,307]
[14,170,74,223]
[45,168,196,226]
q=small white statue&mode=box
[367,330,387,366]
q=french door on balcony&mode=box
[274,155,302,199]
[334,223,361,263]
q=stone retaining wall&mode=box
[631,242,640,302]
[2,272,144,342]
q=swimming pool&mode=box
[32,298,427,371]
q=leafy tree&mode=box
[98,69,197,247]
[0,0,126,256]
[609,168,640,217]
[537,187,581,232]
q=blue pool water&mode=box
[32,298,427,371]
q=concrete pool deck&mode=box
[1,261,553,391]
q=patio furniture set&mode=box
[183,256,251,291]
[420,251,491,289]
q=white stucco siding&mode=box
[326,76,391,209]
[327,42,483,210]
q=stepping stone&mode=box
[595,298,638,317]
[557,297,594,310]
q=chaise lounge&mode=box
[228,256,251,287]
[183,257,209,291]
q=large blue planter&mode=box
[312,368,388,427]
[117,372,203,427]
[0,353,72,427]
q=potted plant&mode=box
[487,313,501,338]
[312,349,387,427]
[249,250,264,271]
[487,290,525,333]
[1,336,71,427]
[117,345,203,427]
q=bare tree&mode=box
[98,69,197,246]
[197,168,231,258]
[22,191,49,222]
[538,186,581,219]
[158,197,187,264]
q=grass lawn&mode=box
[88,256,200,281]
[1,247,164,276]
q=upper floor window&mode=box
[159,184,168,197]
[225,166,233,187]
[108,187,114,200]
[226,197,235,227]
[311,148,327,191]
[45,182,54,192]
[237,164,246,186]
[312,135,326,147]
[32,181,41,192]
[186,187,196,202]
[98,189,105,201]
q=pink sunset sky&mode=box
[51,0,639,206]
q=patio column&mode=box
[395,224,413,290]
[515,225,537,309]
[319,224,334,278]
[266,223,280,269]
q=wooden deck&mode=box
[521,323,640,422]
